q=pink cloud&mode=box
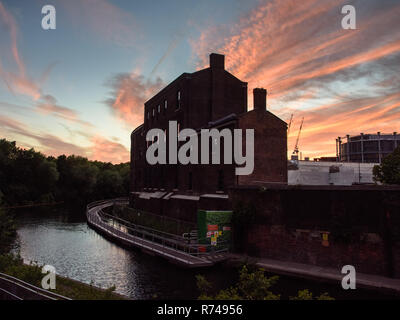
[90,135,129,163]
[191,0,400,158]
[0,1,41,100]
[104,73,164,127]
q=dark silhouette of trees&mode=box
[0,138,130,207]
[373,146,400,185]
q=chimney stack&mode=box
[210,53,225,69]
[253,88,267,111]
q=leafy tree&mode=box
[95,169,123,199]
[197,266,334,300]
[56,155,99,203]
[0,207,16,254]
[197,266,280,300]
[0,138,130,207]
[373,146,400,185]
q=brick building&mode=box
[130,53,287,222]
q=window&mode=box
[147,111,149,120]
[152,108,155,117]
[164,99,168,109]
[158,105,160,113]
[176,90,181,109]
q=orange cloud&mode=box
[0,115,88,157]
[90,135,129,163]
[36,95,94,128]
[104,73,164,127]
[0,115,128,163]
[191,0,400,159]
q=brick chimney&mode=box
[210,53,225,69]
[253,88,267,111]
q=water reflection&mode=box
[13,206,217,299]
[12,206,394,300]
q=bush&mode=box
[197,265,334,300]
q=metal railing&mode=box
[0,272,71,300]
[86,199,229,263]
[98,209,229,255]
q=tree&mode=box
[197,266,280,300]
[95,169,123,199]
[373,146,400,185]
[197,265,334,300]
[0,204,16,254]
[0,138,130,206]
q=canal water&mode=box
[12,205,395,300]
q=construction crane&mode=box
[287,114,293,136]
[292,117,304,156]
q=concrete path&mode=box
[229,254,400,295]
[87,200,218,268]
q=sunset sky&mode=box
[0,0,399,163]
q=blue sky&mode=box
[0,0,399,162]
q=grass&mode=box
[0,254,127,300]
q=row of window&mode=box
[146,90,181,122]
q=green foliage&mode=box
[0,138,130,207]
[197,266,280,300]
[0,207,16,254]
[238,266,280,300]
[196,275,213,299]
[290,289,335,300]
[373,146,400,185]
[197,266,334,300]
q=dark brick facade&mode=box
[130,53,287,197]
[229,184,400,278]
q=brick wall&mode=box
[230,184,400,278]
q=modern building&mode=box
[336,132,399,163]
[130,53,287,222]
